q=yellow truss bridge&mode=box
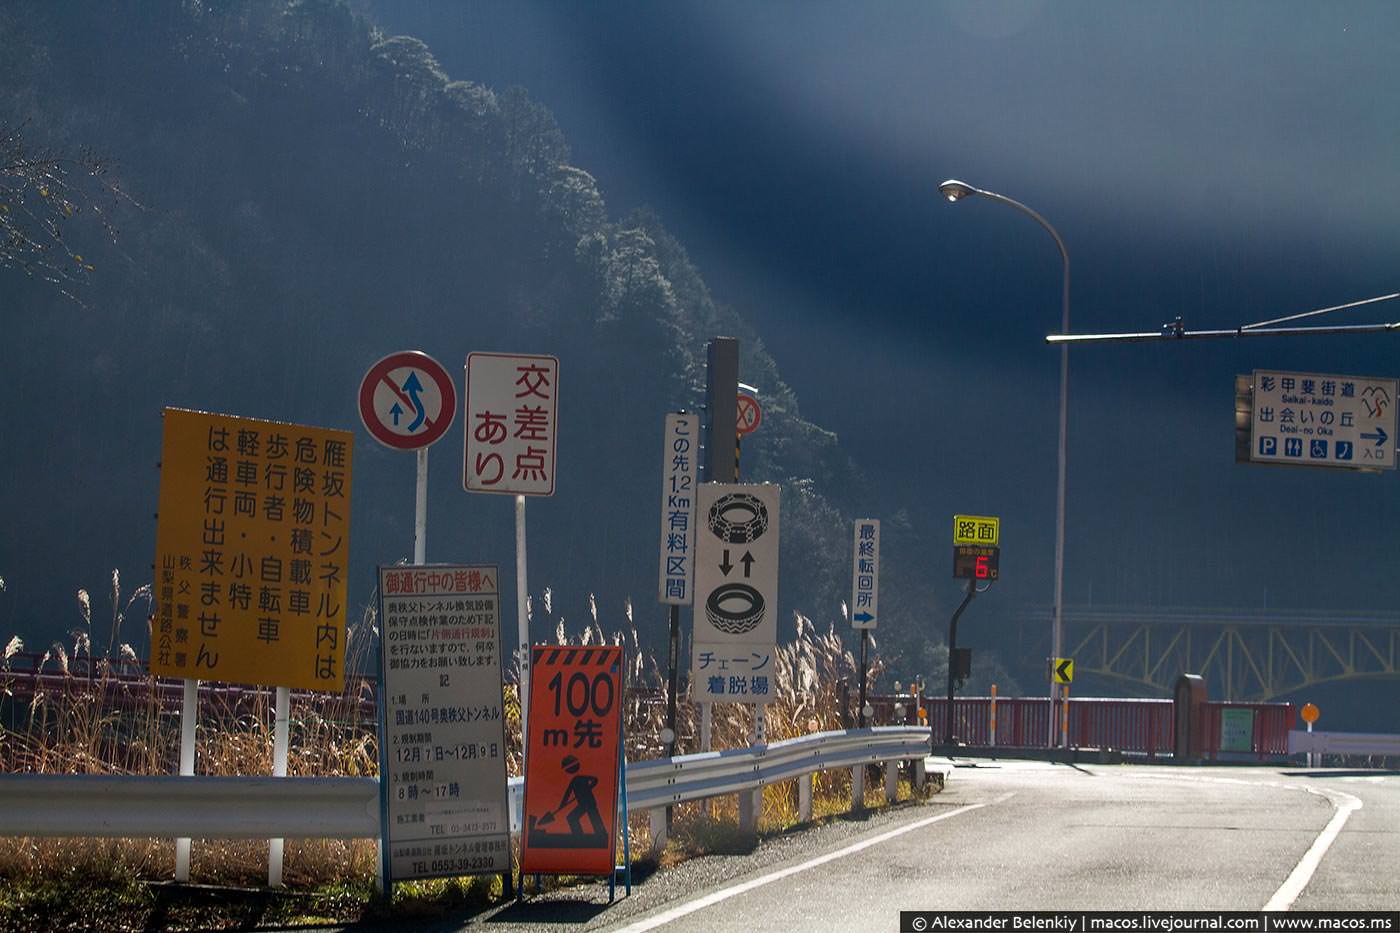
[1053,607,1400,701]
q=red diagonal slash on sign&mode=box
[358,351,457,451]
[380,371,435,432]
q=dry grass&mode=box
[0,578,898,892]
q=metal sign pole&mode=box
[414,447,428,564]
[174,678,198,882]
[516,495,531,753]
[944,580,978,747]
[858,631,868,728]
[268,685,290,886]
[665,605,680,758]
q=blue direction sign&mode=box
[1250,370,1396,471]
[850,519,880,630]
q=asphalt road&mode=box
[348,759,1399,931]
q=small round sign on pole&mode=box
[1300,702,1319,725]
[358,351,457,450]
[736,392,762,436]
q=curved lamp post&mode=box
[939,179,1070,750]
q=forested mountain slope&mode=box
[0,0,977,686]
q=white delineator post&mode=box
[515,494,530,751]
[268,685,291,886]
[175,678,198,882]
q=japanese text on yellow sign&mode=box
[952,514,1000,547]
[152,408,352,691]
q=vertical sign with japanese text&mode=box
[463,353,560,495]
[152,408,351,692]
[691,483,780,704]
[659,413,699,605]
[520,645,624,877]
[378,565,510,881]
[850,519,880,630]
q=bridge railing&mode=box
[881,695,1292,761]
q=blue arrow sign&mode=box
[389,402,403,426]
[402,372,427,432]
[853,611,875,624]
[1361,426,1388,447]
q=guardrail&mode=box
[0,726,935,849]
[1289,730,1400,758]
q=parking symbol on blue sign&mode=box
[1259,436,1277,456]
[1310,439,1328,458]
[1336,441,1353,460]
[1284,438,1303,457]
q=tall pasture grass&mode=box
[0,579,890,887]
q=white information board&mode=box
[463,352,560,495]
[659,413,699,605]
[1251,370,1396,470]
[850,518,880,630]
[692,483,780,704]
[378,565,511,881]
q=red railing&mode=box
[874,693,1294,761]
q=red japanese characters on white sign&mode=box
[463,352,559,496]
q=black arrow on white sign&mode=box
[740,551,755,578]
[719,549,733,575]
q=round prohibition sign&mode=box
[358,350,457,450]
[736,392,762,436]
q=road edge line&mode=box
[1263,786,1363,911]
[608,794,1009,933]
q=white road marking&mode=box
[1119,770,1363,911]
[608,794,1012,933]
[1263,786,1363,911]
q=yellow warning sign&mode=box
[953,514,1000,547]
[1053,658,1074,684]
[151,408,352,691]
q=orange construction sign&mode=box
[520,645,625,876]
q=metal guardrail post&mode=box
[850,764,865,814]
[884,762,898,804]
[798,772,813,822]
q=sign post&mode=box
[377,565,511,890]
[943,514,998,747]
[153,407,354,883]
[851,519,880,726]
[359,350,458,563]
[659,413,699,758]
[520,645,629,900]
[463,352,559,760]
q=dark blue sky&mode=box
[366,0,1400,621]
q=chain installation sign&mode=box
[463,352,560,495]
[378,565,510,882]
[152,408,351,692]
[692,483,780,704]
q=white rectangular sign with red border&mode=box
[463,353,560,496]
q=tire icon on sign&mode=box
[708,493,768,543]
[705,582,765,635]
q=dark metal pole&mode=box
[944,579,978,747]
[665,604,680,758]
[858,630,868,727]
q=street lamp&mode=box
[939,179,1070,750]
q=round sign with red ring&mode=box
[736,392,762,436]
[358,350,457,450]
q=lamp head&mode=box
[939,179,976,203]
